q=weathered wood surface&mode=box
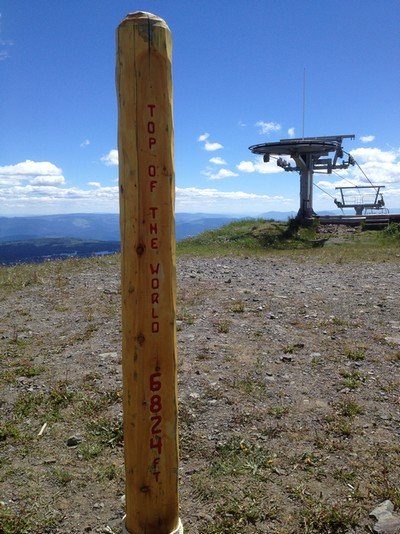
[117,11,180,534]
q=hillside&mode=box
[0,238,120,265]
[0,213,241,245]
[0,225,399,533]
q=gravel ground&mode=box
[1,254,399,533]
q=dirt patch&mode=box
[1,254,399,533]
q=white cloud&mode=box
[175,187,293,212]
[0,181,119,215]
[256,121,281,135]
[288,127,295,138]
[197,133,210,142]
[207,168,239,180]
[176,187,289,202]
[88,181,101,187]
[0,160,62,177]
[30,175,65,186]
[350,147,397,164]
[209,157,227,165]
[80,139,90,148]
[0,159,118,215]
[315,146,400,209]
[237,156,284,175]
[204,141,223,152]
[198,132,223,151]
[315,180,337,191]
[0,160,65,187]
[360,135,375,143]
[384,186,400,197]
[101,149,119,166]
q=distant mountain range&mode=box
[0,211,299,245]
[0,238,121,265]
[0,213,121,243]
[0,210,358,264]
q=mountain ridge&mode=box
[0,211,299,243]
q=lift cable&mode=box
[313,171,351,195]
[343,150,378,191]
[313,181,336,200]
[331,170,360,189]
[313,181,345,213]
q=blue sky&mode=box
[1,0,399,216]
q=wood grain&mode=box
[117,12,180,534]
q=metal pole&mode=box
[117,12,182,534]
[302,68,306,139]
[297,154,314,221]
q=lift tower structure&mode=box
[249,134,355,223]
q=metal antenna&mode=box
[302,68,306,139]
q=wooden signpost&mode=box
[117,12,182,534]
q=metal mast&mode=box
[249,134,356,222]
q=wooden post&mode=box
[116,12,182,534]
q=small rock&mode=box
[370,500,400,534]
[385,336,400,346]
[195,511,213,522]
[280,355,293,362]
[99,352,117,359]
[67,435,83,447]
[373,517,400,534]
[370,500,394,521]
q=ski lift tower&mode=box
[249,134,356,223]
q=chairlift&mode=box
[334,185,388,216]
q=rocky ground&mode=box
[0,252,399,533]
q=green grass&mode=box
[215,319,230,333]
[211,437,273,478]
[344,346,366,361]
[0,254,119,292]
[177,218,400,260]
[177,218,322,255]
[96,463,120,482]
[338,400,364,417]
[0,422,21,442]
[79,442,103,460]
[298,497,360,532]
[0,507,34,534]
[2,360,46,385]
[230,300,245,313]
[12,381,75,423]
[236,377,266,396]
[340,370,364,390]
[50,468,73,486]
[268,405,290,419]
[0,505,60,534]
[87,416,124,449]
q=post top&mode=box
[119,11,170,31]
